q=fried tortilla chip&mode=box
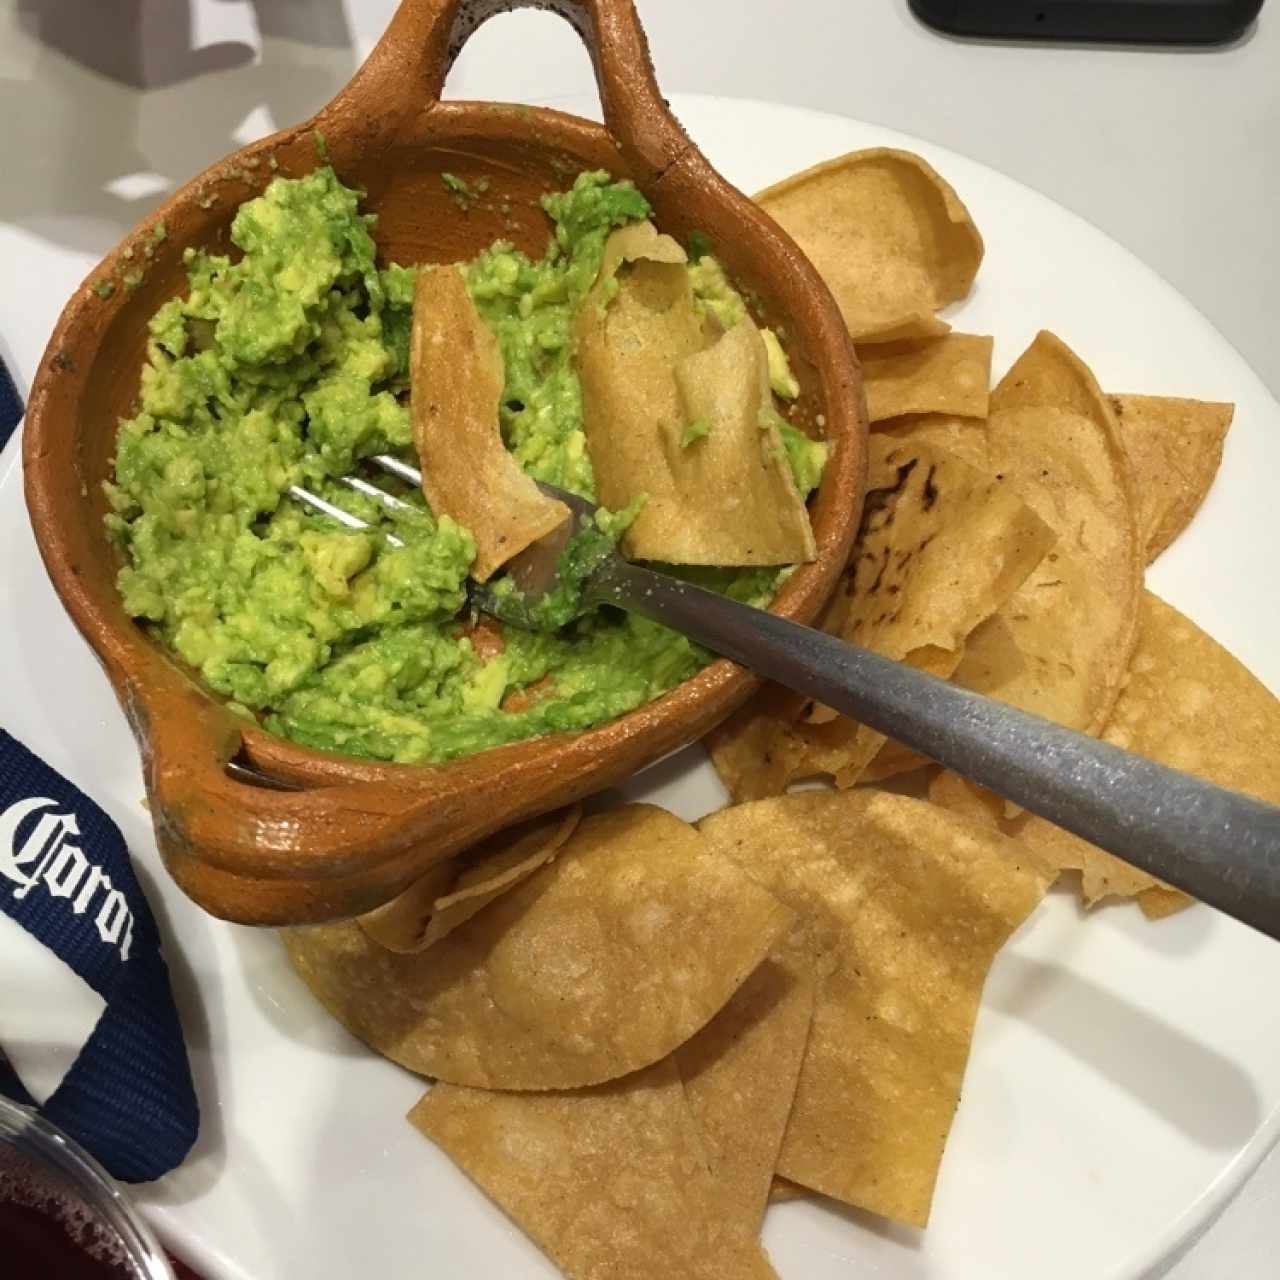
[410,1059,780,1280]
[950,332,1141,734]
[354,861,456,952]
[411,265,568,580]
[673,319,818,561]
[1138,886,1197,920]
[860,334,993,423]
[929,756,1183,911]
[356,806,581,953]
[805,432,1056,710]
[755,148,984,343]
[768,1178,809,1204]
[870,411,996,788]
[705,679,811,804]
[708,434,1054,798]
[598,217,689,278]
[284,805,792,1090]
[927,769,1001,827]
[675,925,817,1237]
[576,225,815,565]
[933,591,1280,914]
[700,792,1049,1227]
[874,411,990,471]
[1109,394,1234,562]
[862,738,948,784]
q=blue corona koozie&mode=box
[0,728,199,1182]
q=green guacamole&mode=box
[107,166,824,764]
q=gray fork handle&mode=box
[591,560,1280,941]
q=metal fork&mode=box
[288,463,1280,942]
[288,454,424,547]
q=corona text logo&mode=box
[0,797,135,960]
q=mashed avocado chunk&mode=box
[107,167,825,764]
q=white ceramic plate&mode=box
[3,94,1280,1280]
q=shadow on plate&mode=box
[1047,869,1217,958]
[774,1189,925,1255]
[230,922,379,1059]
[990,953,1263,1149]
[589,740,731,822]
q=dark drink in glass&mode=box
[0,1096,174,1280]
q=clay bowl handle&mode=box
[317,0,689,185]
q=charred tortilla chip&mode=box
[869,408,998,797]
[806,432,1056,715]
[700,792,1049,1227]
[283,806,792,1090]
[708,435,1053,797]
[951,332,1141,734]
[411,265,568,580]
[1109,394,1234,562]
[860,334,993,423]
[356,806,581,953]
[675,925,817,1237]
[934,592,1280,913]
[410,1058,780,1280]
[576,225,815,565]
[874,412,990,471]
[755,148,983,344]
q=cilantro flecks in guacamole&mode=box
[106,167,822,765]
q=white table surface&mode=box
[1,2,1277,1275]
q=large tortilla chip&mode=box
[411,266,568,580]
[708,434,1054,798]
[755,148,983,343]
[951,332,1141,734]
[860,334,993,422]
[576,226,815,565]
[410,1058,779,1280]
[675,925,817,1237]
[356,806,581,953]
[700,792,1049,1227]
[1109,394,1234,562]
[932,591,1280,915]
[283,806,792,1089]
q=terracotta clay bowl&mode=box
[23,0,867,926]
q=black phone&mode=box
[909,0,1264,44]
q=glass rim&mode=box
[0,1092,176,1280]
